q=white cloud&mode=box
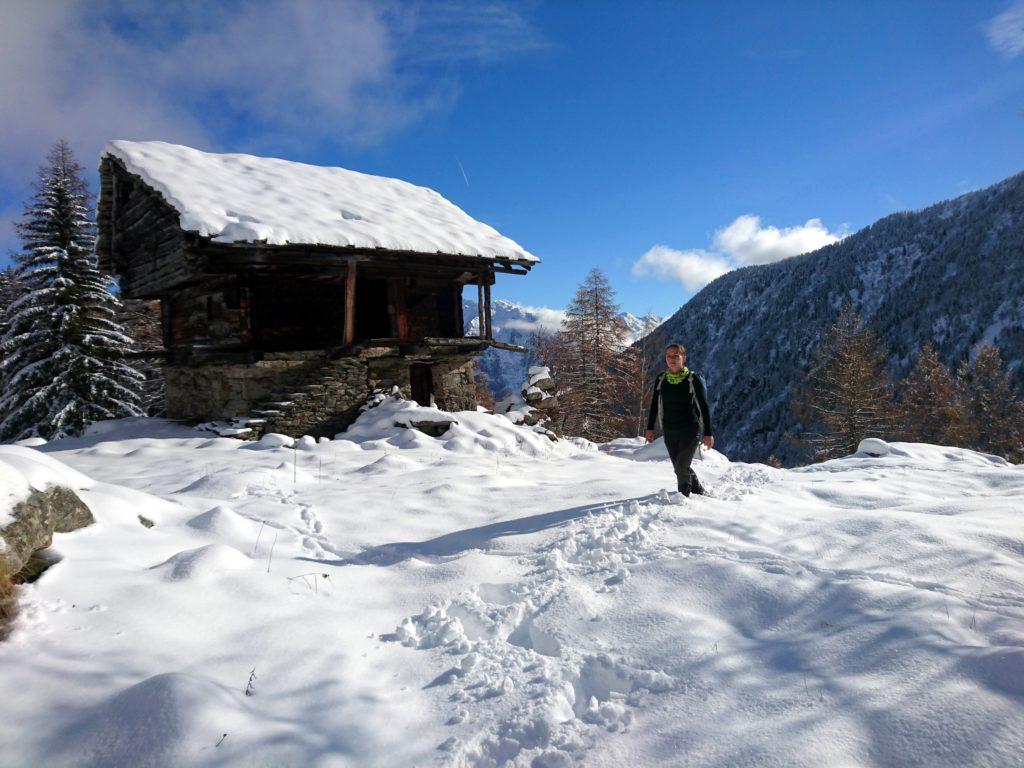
[502,305,566,335]
[986,1,1024,57]
[0,0,545,191]
[632,245,732,292]
[713,215,843,266]
[633,215,846,292]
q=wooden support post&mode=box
[454,284,464,337]
[238,272,252,346]
[477,276,485,339]
[484,278,492,341]
[344,258,357,345]
[392,278,409,341]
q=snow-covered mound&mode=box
[0,445,96,528]
[103,141,536,262]
[339,394,571,458]
[0,422,1021,767]
[151,544,253,581]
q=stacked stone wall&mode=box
[166,348,482,438]
[434,359,477,412]
[164,351,329,419]
[259,357,371,438]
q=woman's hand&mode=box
[645,429,655,444]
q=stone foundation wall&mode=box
[259,357,371,438]
[434,359,477,412]
[164,351,330,419]
[165,348,482,438]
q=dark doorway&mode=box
[355,278,392,339]
[410,363,433,406]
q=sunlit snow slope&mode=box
[0,406,1021,767]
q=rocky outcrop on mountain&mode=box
[642,171,1024,464]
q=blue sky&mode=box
[2,0,1024,319]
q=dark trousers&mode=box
[664,428,703,495]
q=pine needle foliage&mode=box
[0,141,143,440]
[897,342,970,447]
[792,300,898,461]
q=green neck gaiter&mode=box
[665,367,690,385]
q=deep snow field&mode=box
[0,397,1022,768]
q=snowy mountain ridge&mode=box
[643,170,1024,464]
[465,298,661,397]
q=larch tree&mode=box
[607,322,657,437]
[957,345,1024,462]
[791,299,898,461]
[0,141,143,440]
[897,342,970,447]
[539,268,630,442]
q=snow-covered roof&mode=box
[101,140,537,263]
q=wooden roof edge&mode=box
[191,236,537,272]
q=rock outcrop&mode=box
[1,486,93,637]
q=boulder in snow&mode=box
[857,438,890,457]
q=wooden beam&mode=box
[344,258,357,345]
[477,276,485,338]
[487,340,528,353]
[454,283,464,338]
[484,280,492,340]
[388,278,410,341]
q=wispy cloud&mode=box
[633,215,847,292]
[986,1,1024,57]
[0,0,546,197]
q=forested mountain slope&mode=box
[644,171,1024,463]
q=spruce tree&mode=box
[957,345,1024,462]
[792,300,898,461]
[0,141,143,440]
[898,342,969,447]
[0,267,25,338]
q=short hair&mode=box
[665,343,687,355]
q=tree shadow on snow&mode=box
[315,494,663,568]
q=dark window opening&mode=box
[250,276,344,350]
[356,277,392,339]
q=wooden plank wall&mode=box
[98,158,189,298]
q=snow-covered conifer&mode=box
[0,141,143,440]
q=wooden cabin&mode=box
[96,141,537,437]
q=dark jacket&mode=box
[646,370,714,436]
